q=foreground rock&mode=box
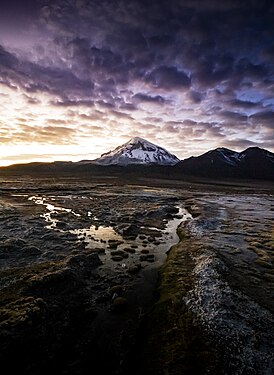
[1,182,273,375]
[0,252,102,373]
[0,185,182,375]
[129,193,274,375]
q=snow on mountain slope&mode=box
[94,137,180,166]
[214,148,240,166]
[174,146,274,180]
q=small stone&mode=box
[127,263,142,274]
[122,224,139,239]
[22,246,41,256]
[56,221,67,229]
[140,255,148,261]
[110,250,125,256]
[108,243,118,249]
[95,248,106,254]
[141,249,149,254]
[109,240,123,245]
[147,254,155,262]
[109,285,123,295]
[67,253,102,269]
[111,255,123,262]
[111,297,128,312]
[124,247,136,254]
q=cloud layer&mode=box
[0,0,273,164]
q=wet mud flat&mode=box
[0,181,189,374]
[134,191,274,375]
[0,178,273,374]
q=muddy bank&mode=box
[132,193,274,374]
[0,184,189,374]
[0,182,273,374]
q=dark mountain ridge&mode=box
[175,146,274,180]
[0,142,273,181]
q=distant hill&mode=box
[174,147,274,180]
[0,141,273,181]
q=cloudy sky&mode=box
[0,0,273,165]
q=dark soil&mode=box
[0,176,273,375]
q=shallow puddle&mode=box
[28,195,81,229]
[26,193,190,269]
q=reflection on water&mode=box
[28,196,80,228]
[28,194,192,264]
[71,225,123,250]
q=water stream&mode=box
[27,194,191,266]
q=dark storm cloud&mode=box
[0,44,94,99]
[261,44,274,62]
[219,111,248,121]
[249,110,274,131]
[24,64,94,96]
[193,54,235,87]
[0,45,17,68]
[235,58,267,79]
[163,119,224,139]
[68,38,125,78]
[110,110,133,120]
[230,99,260,108]
[0,0,273,153]
[146,66,191,89]
[188,91,204,103]
[250,111,274,121]
[1,0,273,98]
[133,93,166,104]
[51,99,94,107]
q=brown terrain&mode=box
[0,175,273,374]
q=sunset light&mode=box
[0,0,273,166]
[0,2,273,374]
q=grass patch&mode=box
[0,296,46,328]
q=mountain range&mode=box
[0,137,273,181]
[174,146,274,180]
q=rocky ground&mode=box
[0,177,273,374]
[0,180,187,374]
[133,191,274,375]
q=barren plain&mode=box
[0,176,273,374]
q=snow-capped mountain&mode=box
[94,137,180,166]
[1,142,273,181]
